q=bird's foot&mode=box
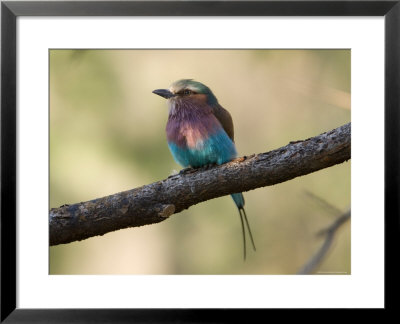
[179,167,196,175]
[179,164,217,175]
[201,163,217,170]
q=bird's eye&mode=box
[183,89,192,95]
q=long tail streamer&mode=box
[239,207,256,260]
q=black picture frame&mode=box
[1,0,398,321]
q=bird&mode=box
[152,79,256,259]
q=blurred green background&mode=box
[50,49,350,274]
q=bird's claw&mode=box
[179,167,196,175]
[201,163,216,170]
[179,164,216,175]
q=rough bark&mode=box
[50,122,351,246]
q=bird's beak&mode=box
[152,89,176,99]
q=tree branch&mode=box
[50,122,351,246]
[297,210,351,274]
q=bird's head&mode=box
[152,79,218,106]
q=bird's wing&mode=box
[212,104,235,141]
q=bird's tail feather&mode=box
[231,193,256,260]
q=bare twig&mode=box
[297,210,351,274]
[50,123,351,246]
[303,190,343,216]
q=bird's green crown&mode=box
[169,79,218,105]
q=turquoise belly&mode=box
[168,129,237,168]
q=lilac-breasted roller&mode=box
[153,79,256,259]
